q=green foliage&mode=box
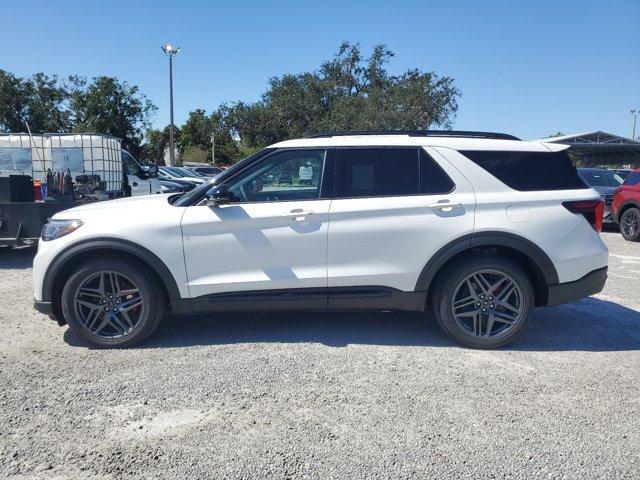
[0,70,71,132]
[140,126,171,164]
[3,42,461,165]
[0,70,156,159]
[69,76,157,157]
[178,106,251,165]
[181,145,209,164]
[228,42,460,151]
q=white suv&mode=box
[33,131,608,349]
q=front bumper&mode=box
[546,267,607,307]
[34,300,53,315]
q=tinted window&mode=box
[624,172,640,186]
[227,149,326,202]
[460,150,586,191]
[420,150,455,194]
[578,169,623,187]
[341,148,419,197]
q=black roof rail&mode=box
[305,130,521,141]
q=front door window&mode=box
[227,150,326,203]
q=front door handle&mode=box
[132,182,139,187]
[429,202,462,212]
[284,209,314,221]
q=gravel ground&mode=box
[0,231,639,479]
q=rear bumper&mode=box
[545,267,607,307]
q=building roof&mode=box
[531,131,640,167]
[533,131,639,145]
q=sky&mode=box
[2,0,639,140]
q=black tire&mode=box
[619,207,640,242]
[430,254,535,349]
[61,258,165,348]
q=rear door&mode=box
[327,146,475,294]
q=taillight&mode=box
[563,200,604,232]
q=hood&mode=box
[52,193,174,219]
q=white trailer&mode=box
[0,133,160,246]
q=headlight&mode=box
[41,219,84,241]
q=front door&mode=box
[181,149,332,304]
[122,151,151,196]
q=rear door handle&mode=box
[132,182,139,187]
[284,209,314,221]
[429,202,461,212]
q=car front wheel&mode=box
[431,255,534,349]
[61,258,165,348]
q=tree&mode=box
[69,76,157,158]
[229,42,461,150]
[0,70,71,133]
[181,145,209,163]
[179,107,246,165]
[140,126,171,164]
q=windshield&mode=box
[173,148,276,207]
[159,167,180,177]
[173,167,197,177]
[579,170,624,187]
[165,167,189,177]
[196,167,220,175]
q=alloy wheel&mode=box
[451,269,525,339]
[73,270,145,339]
[622,210,639,237]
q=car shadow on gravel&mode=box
[0,246,36,269]
[63,296,640,352]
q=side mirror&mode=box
[146,164,159,178]
[205,184,232,206]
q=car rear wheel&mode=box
[61,258,165,348]
[431,255,534,349]
[620,207,640,242]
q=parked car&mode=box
[155,171,197,191]
[33,130,607,349]
[577,168,624,224]
[160,180,189,193]
[171,166,211,180]
[612,168,640,241]
[158,166,206,185]
[187,166,224,177]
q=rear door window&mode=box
[335,148,455,198]
[460,150,587,191]
[339,148,419,198]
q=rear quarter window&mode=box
[623,172,640,186]
[459,150,587,191]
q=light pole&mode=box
[211,132,215,165]
[162,44,181,166]
[632,109,638,140]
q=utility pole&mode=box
[162,44,181,166]
[632,109,638,140]
[211,132,215,165]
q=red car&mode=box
[612,168,640,241]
